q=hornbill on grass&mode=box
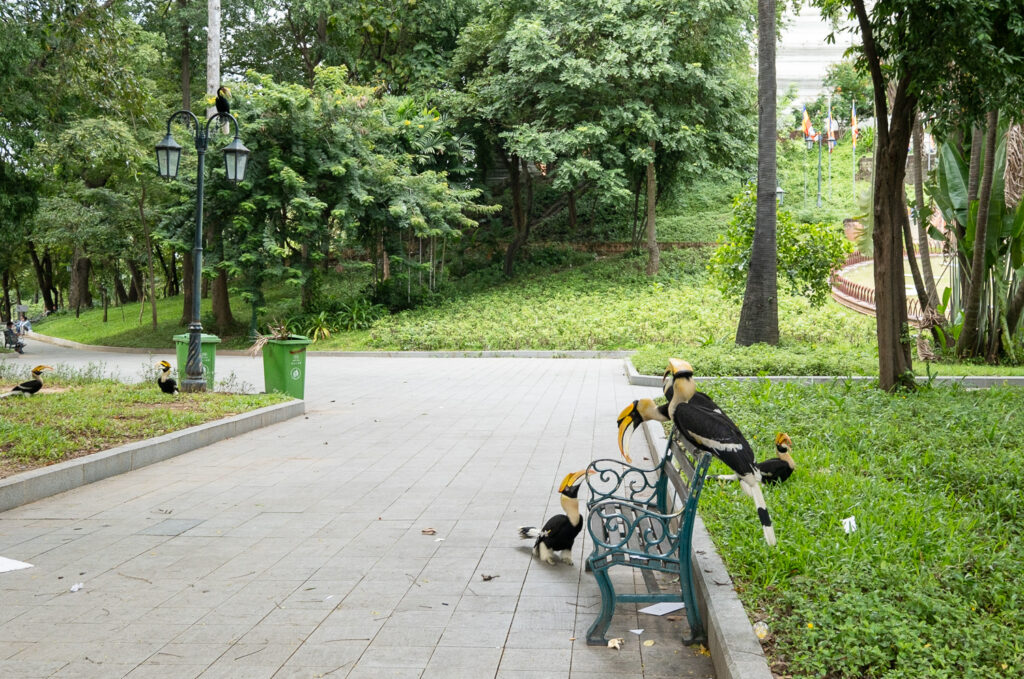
[2,365,53,397]
[616,359,777,546]
[518,469,592,565]
[712,433,795,486]
[215,86,231,115]
[156,361,178,395]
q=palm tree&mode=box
[736,0,779,346]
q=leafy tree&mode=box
[709,183,852,306]
[452,0,754,276]
[814,0,1024,390]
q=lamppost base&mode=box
[180,378,207,393]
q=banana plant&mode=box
[928,120,1024,361]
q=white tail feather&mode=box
[741,475,776,547]
[518,526,540,540]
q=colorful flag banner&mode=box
[802,106,815,140]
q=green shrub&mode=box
[708,182,853,305]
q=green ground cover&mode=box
[0,364,289,477]
[32,248,1024,376]
[683,380,1022,678]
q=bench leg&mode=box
[586,563,616,645]
[680,567,706,646]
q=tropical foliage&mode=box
[709,183,853,305]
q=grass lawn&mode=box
[677,380,1023,678]
[33,249,1024,377]
[0,365,290,478]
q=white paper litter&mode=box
[0,556,33,573]
[841,516,857,534]
[70,582,84,592]
[638,602,685,616]
[629,628,644,635]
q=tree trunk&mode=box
[68,248,93,312]
[2,270,11,322]
[503,153,529,277]
[155,245,171,297]
[872,94,917,389]
[25,241,55,312]
[114,261,130,304]
[736,0,779,346]
[180,250,194,325]
[139,187,159,329]
[957,110,1000,357]
[645,141,659,276]
[212,269,233,333]
[127,259,145,302]
[853,0,915,389]
[912,116,938,307]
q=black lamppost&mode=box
[155,110,249,392]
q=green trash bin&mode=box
[173,333,221,390]
[262,335,312,398]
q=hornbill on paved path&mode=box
[2,365,53,397]
[615,359,777,546]
[518,469,592,565]
[712,433,795,486]
[215,86,231,115]
[156,361,178,395]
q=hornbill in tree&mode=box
[156,360,178,395]
[518,469,592,565]
[713,433,795,485]
[616,359,777,546]
[215,86,231,115]
[2,365,53,397]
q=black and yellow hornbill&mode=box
[215,86,231,115]
[156,360,178,394]
[713,433,795,486]
[2,365,53,397]
[616,359,777,546]
[518,469,592,565]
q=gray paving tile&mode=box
[0,356,713,679]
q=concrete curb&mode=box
[624,358,1024,388]
[28,332,634,359]
[640,421,773,679]
[0,400,305,513]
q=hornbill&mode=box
[712,433,795,486]
[156,360,178,395]
[518,469,592,565]
[215,86,231,115]
[616,359,777,546]
[2,365,53,397]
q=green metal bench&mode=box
[584,428,712,646]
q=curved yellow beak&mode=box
[558,469,594,492]
[616,401,641,463]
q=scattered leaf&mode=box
[643,640,655,647]
[607,638,625,650]
[480,574,499,581]
[666,615,683,622]
[421,528,437,535]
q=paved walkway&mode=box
[0,343,715,678]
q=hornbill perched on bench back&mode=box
[2,365,53,397]
[518,469,592,565]
[615,359,777,547]
[712,433,795,485]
